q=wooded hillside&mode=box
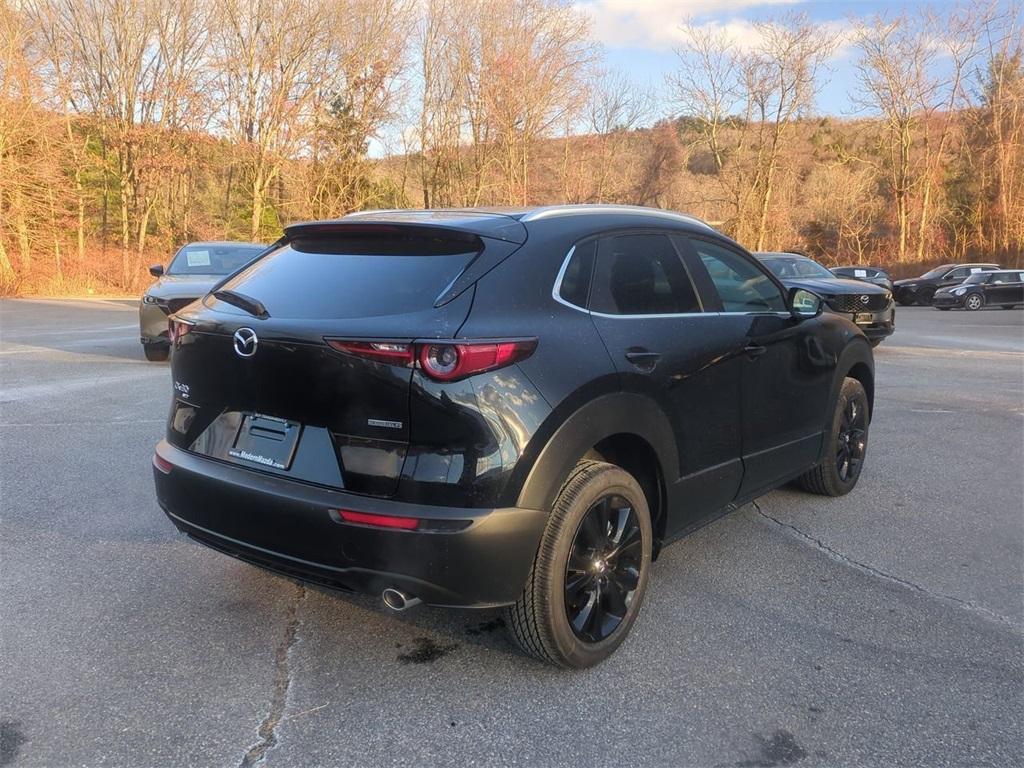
[1,0,1021,295]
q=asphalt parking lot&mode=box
[1,300,1022,768]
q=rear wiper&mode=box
[212,289,269,319]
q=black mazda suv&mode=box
[756,252,895,347]
[153,206,875,668]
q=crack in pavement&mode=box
[239,582,307,768]
[751,500,1020,632]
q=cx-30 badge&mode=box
[233,327,258,358]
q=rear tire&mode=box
[936,306,951,311]
[143,343,169,362]
[796,378,869,497]
[505,460,652,668]
[916,288,936,306]
[964,293,984,311]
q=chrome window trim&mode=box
[552,244,790,320]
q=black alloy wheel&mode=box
[795,377,870,497]
[506,460,652,668]
[916,287,936,306]
[564,494,643,643]
[835,397,867,483]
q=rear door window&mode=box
[217,232,480,319]
[590,234,701,315]
[685,238,786,313]
[558,240,597,308]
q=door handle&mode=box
[743,344,767,359]
[625,350,661,371]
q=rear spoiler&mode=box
[285,211,528,244]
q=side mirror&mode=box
[149,264,164,278]
[789,287,823,319]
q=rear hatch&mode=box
[167,221,523,496]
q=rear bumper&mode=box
[153,440,547,608]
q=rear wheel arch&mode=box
[514,393,676,548]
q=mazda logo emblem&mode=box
[859,295,870,305]
[233,327,258,358]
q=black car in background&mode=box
[893,263,1000,306]
[932,269,1024,311]
[140,241,267,361]
[755,252,894,346]
[153,206,876,668]
[830,265,893,291]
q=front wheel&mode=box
[916,288,936,306]
[506,460,652,668]
[964,293,984,311]
[795,377,869,497]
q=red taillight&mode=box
[418,341,537,381]
[153,454,173,474]
[326,338,537,382]
[326,340,414,366]
[335,509,419,530]
[168,318,194,343]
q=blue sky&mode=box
[577,0,992,118]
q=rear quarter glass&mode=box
[217,235,480,319]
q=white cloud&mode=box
[575,0,807,51]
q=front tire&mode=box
[143,343,169,362]
[796,377,869,497]
[506,460,652,668]
[916,287,936,306]
[964,292,984,311]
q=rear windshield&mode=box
[217,233,479,319]
[168,243,265,276]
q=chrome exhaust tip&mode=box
[382,588,421,612]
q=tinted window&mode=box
[759,255,834,279]
[167,243,265,276]
[590,234,700,315]
[948,268,970,279]
[218,235,478,319]
[690,239,786,312]
[559,240,596,308]
[991,272,1022,284]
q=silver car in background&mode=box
[139,241,266,361]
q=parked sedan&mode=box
[830,265,893,291]
[140,241,267,360]
[932,269,1024,311]
[755,252,894,346]
[893,263,1000,306]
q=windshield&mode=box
[167,243,266,276]
[920,265,952,279]
[215,234,479,319]
[759,255,835,280]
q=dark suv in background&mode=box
[153,206,875,667]
[893,263,1000,306]
[755,252,895,346]
[140,241,266,361]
